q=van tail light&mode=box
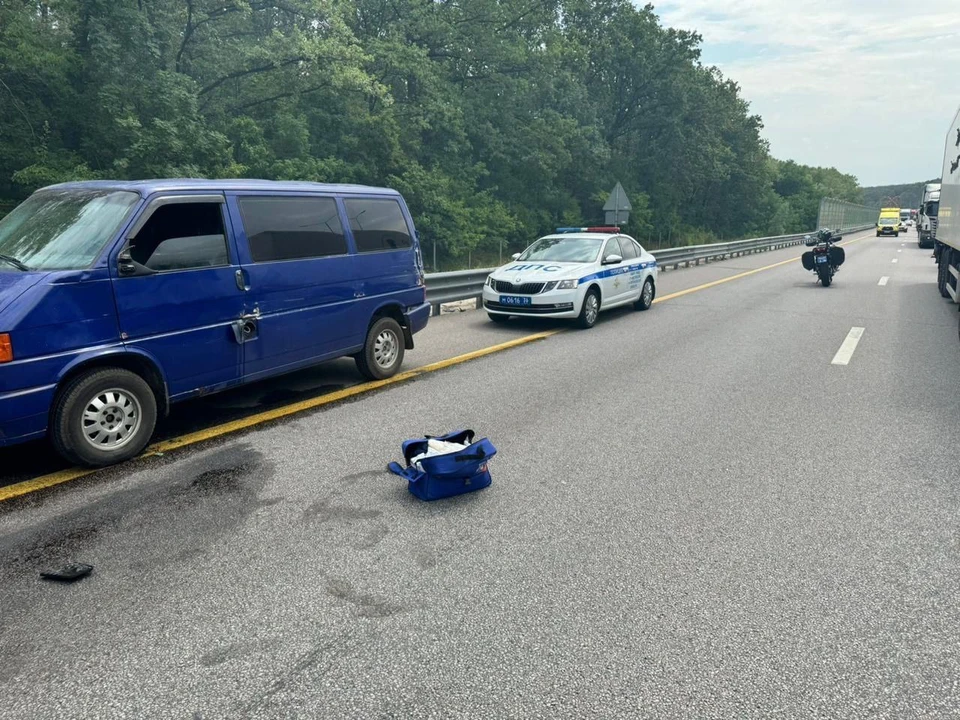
[0,334,12,364]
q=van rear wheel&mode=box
[51,368,157,467]
[356,317,405,380]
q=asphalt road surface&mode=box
[4,229,960,719]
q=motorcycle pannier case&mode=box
[388,430,496,501]
[828,246,845,267]
[801,251,815,271]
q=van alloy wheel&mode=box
[51,367,158,467]
[374,328,400,369]
[80,388,142,451]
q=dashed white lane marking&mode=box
[878,276,889,286]
[832,327,865,366]
[892,258,898,263]
[898,249,902,253]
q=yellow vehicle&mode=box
[877,207,900,236]
[877,217,899,236]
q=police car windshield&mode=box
[518,236,603,263]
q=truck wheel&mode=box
[355,316,405,380]
[939,255,951,298]
[51,368,157,467]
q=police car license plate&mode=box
[815,255,828,264]
[499,295,532,306]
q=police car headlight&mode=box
[485,275,495,288]
[556,279,578,290]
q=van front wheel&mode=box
[51,368,157,467]
[356,317,405,380]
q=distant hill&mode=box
[862,179,941,209]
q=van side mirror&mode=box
[117,248,154,277]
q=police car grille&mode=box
[493,280,546,294]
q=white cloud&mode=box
[653,0,960,185]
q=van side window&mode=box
[130,202,228,272]
[343,198,412,253]
[239,196,347,262]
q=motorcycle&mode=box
[801,229,845,287]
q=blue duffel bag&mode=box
[387,429,496,501]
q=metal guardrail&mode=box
[424,225,874,313]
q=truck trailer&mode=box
[934,106,960,327]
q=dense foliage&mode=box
[0,0,863,267]
[862,180,941,210]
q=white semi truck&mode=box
[918,182,940,248]
[935,106,960,315]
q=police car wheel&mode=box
[356,317,405,380]
[488,313,511,324]
[577,288,600,329]
[634,278,654,311]
[51,368,157,467]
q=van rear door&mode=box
[228,193,361,381]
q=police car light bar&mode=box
[555,226,621,234]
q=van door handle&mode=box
[235,269,250,291]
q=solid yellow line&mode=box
[1,231,873,502]
[0,467,97,502]
[0,331,556,502]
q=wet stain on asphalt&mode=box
[302,498,382,524]
[200,637,282,669]
[325,577,405,618]
[189,461,258,495]
[5,524,102,573]
[302,497,389,550]
[0,445,274,594]
[414,531,475,572]
[337,469,389,486]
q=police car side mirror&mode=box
[511,253,521,260]
[602,254,623,265]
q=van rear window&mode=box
[343,198,412,253]
[240,196,347,262]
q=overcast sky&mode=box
[653,0,960,187]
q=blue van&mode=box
[0,180,430,466]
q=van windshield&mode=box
[0,189,139,271]
[879,218,896,225]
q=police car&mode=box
[482,227,658,329]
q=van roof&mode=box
[39,179,402,197]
